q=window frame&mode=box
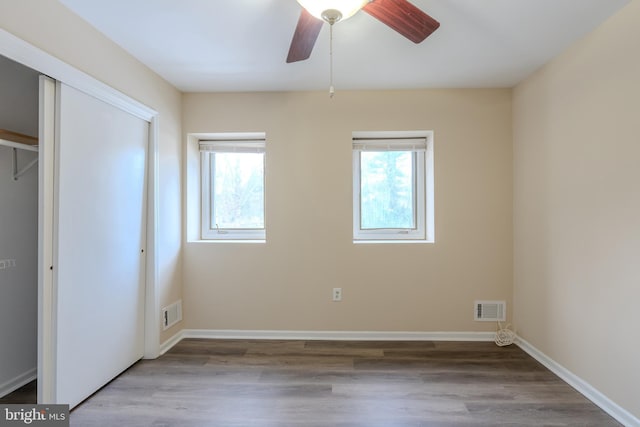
[200,134,266,241]
[352,131,434,243]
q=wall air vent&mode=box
[162,300,182,330]
[474,300,506,321]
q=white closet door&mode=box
[53,82,148,408]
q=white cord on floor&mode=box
[495,321,516,347]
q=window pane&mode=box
[212,152,264,229]
[360,151,414,229]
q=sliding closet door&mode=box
[53,82,148,408]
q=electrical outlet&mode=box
[332,288,342,302]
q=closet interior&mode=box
[0,54,40,398]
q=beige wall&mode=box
[0,0,183,343]
[513,0,640,419]
[183,89,512,332]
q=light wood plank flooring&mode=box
[2,339,621,426]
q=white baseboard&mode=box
[0,368,37,398]
[159,330,185,356]
[517,336,639,427]
[180,329,495,342]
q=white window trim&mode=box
[199,133,266,241]
[352,131,434,243]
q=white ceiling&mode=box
[58,0,629,92]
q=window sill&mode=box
[191,239,266,244]
[353,240,434,244]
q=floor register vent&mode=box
[162,300,183,330]
[474,300,506,321]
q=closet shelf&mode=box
[0,129,38,152]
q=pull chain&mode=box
[329,23,335,98]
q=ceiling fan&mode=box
[287,0,440,63]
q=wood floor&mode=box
[2,339,620,426]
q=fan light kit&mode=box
[295,0,369,23]
[288,0,440,97]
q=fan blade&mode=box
[287,9,324,63]
[363,0,440,44]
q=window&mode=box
[352,131,434,242]
[200,134,265,240]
